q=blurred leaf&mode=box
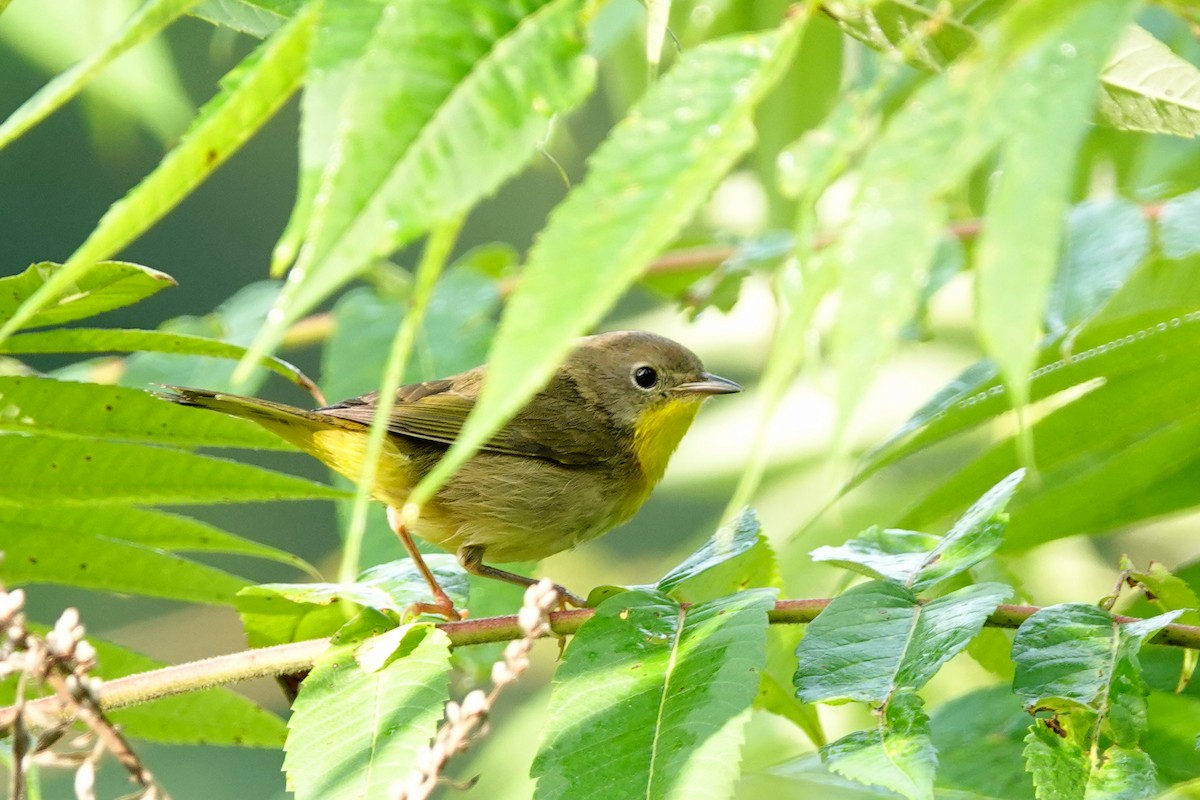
[975,0,1137,419]
[0,261,176,330]
[0,436,344,505]
[0,327,319,396]
[1144,692,1200,783]
[826,0,985,72]
[0,630,286,746]
[192,0,300,37]
[249,0,595,371]
[119,281,291,394]
[795,581,1011,704]
[283,624,452,800]
[0,5,315,342]
[812,470,1021,592]
[533,589,775,800]
[237,556,468,646]
[413,17,804,504]
[1097,24,1200,137]
[1159,189,1200,259]
[820,690,935,800]
[0,376,288,449]
[322,268,500,403]
[0,503,307,580]
[931,686,1034,799]
[1046,198,1152,338]
[0,0,193,147]
[0,505,252,604]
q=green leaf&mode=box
[0,376,289,449]
[0,436,344,505]
[0,630,286,746]
[1144,692,1200,783]
[1046,198,1153,338]
[412,17,804,504]
[827,0,983,72]
[247,0,595,371]
[0,261,176,330]
[0,515,248,605]
[0,5,315,342]
[820,690,936,800]
[1012,604,1182,753]
[1097,24,1200,137]
[1024,721,1090,800]
[0,0,193,147]
[656,508,776,600]
[931,686,1034,800]
[533,588,775,800]
[0,0,199,151]
[1159,189,1200,260]
[813,470,1021,591]
[0,503,305,567]
[794,581,1011,704]
[283,624,452,800]
[0,327,318,395]
[975,0,1137,418]
[237,557,468,646]
[1087,746,1159,800]
[192,0,300,37]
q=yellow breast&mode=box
[631,398,702,489]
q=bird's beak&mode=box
[672,372,742,396]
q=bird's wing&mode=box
[316,373,620,466]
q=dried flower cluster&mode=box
[391,579,561,800]
[0,581,163,800]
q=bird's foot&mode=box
[405,594,467,622]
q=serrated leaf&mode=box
[283,624,451,800]
[1086,746,1159,800]
[411,17,804,503]
[814,470,1021,592]
[0,503,304,567]
[1097,24,1200,137]
[532,588,775,800]
[0,436,344,505]
[0,5,315,342]
[656,507,774,600]
[0,327,318,395]
[0,516,248,605]
[1025,721,1091,800]
[795,581,1011,704]
[0,261,176,330]
[192,0,300,37]
[1012,604,1182,749]
[0,630,286,746]
[820,690,935,800]
[0,375,289,449]
[237,557,468,646]
[247,0,595,371]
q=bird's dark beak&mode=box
[672,372,742,396]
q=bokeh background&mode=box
[3,1,1199,797]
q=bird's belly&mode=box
[412,452,640,563]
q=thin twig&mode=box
[4,597,1199,729]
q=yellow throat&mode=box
[631,398,702,486]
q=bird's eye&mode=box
[632,365,659,390]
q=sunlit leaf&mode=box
[0,5,316,342]
[283,624,451,800]
[1097,24,1200,137]
[192,0,300,37]
[820,690,935,800]
[411,17,804,504]
[0,261,176,330]
[533,589,775,800]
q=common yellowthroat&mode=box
[156,330,739,619]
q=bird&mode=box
[155,330,740,619]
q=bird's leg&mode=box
[457,545,587,608]
[386,506,466,621]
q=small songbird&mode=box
[156,330,740,619]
